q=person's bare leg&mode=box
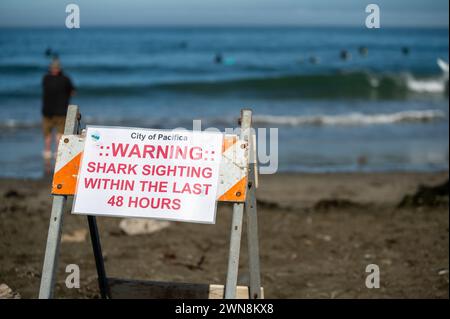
[43,132,52,174]
[43,134,52,159]
[52,133,63,159]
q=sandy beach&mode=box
[0,171,448,299]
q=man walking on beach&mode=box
[41,59,75,159]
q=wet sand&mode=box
[0,172,448,298]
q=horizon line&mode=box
[0,24,449,29]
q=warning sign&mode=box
[73,126,224,224]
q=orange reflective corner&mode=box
[222,136,237,154]
[218,177,247,202]
[52,152,83,195]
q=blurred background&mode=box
[0,0,448,177]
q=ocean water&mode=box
[0,27,448,178]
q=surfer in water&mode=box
[437,58,449,94]
[309,56,320,64]
[44,47,59,59]
[214,53,236,66]
[214,53,223,64]
[401,46,410,56]
[358,46,369,57]
[340,50,351,61]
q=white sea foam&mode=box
[405,61,448,93]
[253,110,446,127]
[406,76,447,93]
[1,109,446,130]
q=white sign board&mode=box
[73,126,223,224]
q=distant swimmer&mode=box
[214,53,235,66]
[309,56,320,64]
[44,47,59,59]
[214,53,223,64]
[340,50,351,61]
[401,46,410,56]
[179,41,188,49]
[358,46,369,57]
[44,47,52,57]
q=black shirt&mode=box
[42,72,75,117]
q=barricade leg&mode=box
[38,105,80,299]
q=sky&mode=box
[0,0,448,28]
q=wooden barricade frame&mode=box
[38,105,262,299]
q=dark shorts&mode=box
[42,116,66,136]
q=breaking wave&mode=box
[253,110,446,127]
[1,71,448,99]
[1,110,446,131]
